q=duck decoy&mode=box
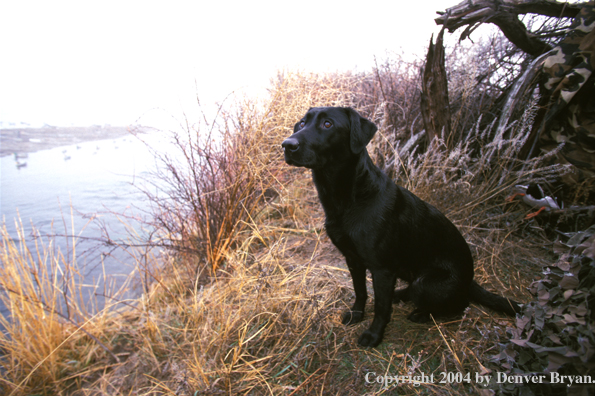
[15,160,27,169]
[506,184,561,219]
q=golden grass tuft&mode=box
[0,219,132,395]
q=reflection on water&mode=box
[1,131,168,318]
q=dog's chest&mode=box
[324,205,384,259]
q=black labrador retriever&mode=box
[282,106,521,347]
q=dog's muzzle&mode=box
[282,138,299,153]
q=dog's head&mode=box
[282,107,377,169]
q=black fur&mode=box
[282,106,521,347]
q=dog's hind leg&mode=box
[342,259,368,325]
[407,308,433,323]
[407,269,470,323]
[358,270,398,347]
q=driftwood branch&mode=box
[495,50,550,139]
[435,0,582,56]
[550,205,595,216]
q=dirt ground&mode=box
[0,125,151,157]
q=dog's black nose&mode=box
[282,138,299,152]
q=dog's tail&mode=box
[469,281,521,316]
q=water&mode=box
[1,131,169,318]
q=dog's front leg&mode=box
[342,260,367,325]
[358,270,397,347]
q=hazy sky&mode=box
[1,1,459,129]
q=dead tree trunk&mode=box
[421,28,452,145]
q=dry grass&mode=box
[0,218,131,395]
[0,58,566,395]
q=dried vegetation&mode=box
[0,32,583,395]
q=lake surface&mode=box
[1,131,171,318]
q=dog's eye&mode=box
[299,121,305,128]
[323,121,332,129]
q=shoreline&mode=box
[0,125,153,157]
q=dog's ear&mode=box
[347,107,377,153]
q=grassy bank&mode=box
[0,52,570,394]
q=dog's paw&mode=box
[341,310,364,325]
[407,309,431,323]
[357,329,383,347]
